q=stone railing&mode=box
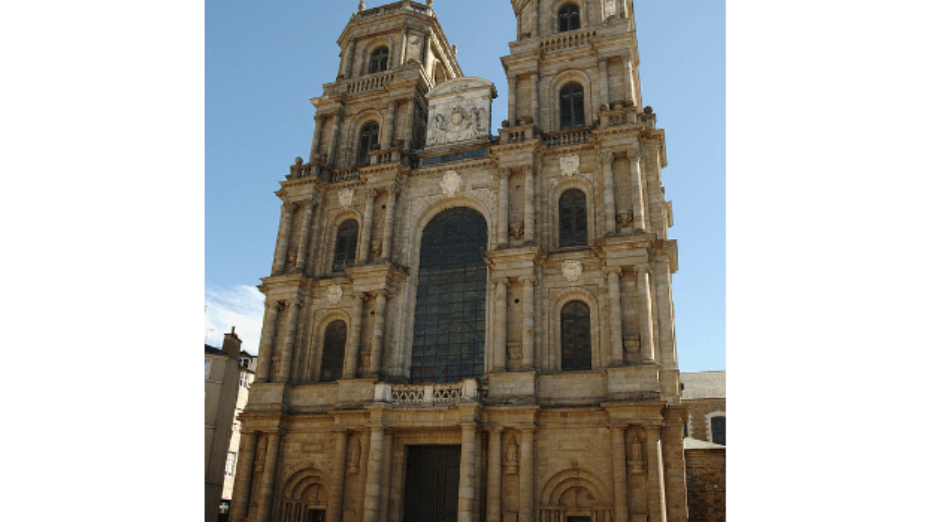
[542,127,592,148]
[353,1,433,21]
[328,167,361,183]
[374,378,479,406]
[541,29,596,53]
[499,123,537,144]
[346,70,395,95]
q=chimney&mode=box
[222,326,242,358]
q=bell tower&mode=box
[308,0,462,171]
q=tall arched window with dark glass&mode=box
[319,321,347,382]
[332,220,359,272]
[558,4,581,32]
[560,83,585,130]
[561,300,591,371]
[357,123,380,164]
[559,189,587,247]
[411,207,488,384]
[369,46,389,74]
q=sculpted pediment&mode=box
[425,77,497,150]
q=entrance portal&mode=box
[403,446,461,522]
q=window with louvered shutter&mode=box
[559,189,588,247]
[561,300,591,371]
[560,83,585,130]
[357,123,379,164]
[558,4,581,32]
[369,46,389,74]
[332,220,359,272]
[320,321,347,382]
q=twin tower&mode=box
[233,2,688,522]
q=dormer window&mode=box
[369,46,389,74]
[558,4,581,32]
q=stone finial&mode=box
[358,0,366,12]
[294,156,303,165]
[427,0,434,5]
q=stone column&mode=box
[508,76,518,126]
[381,184,400,261]
[599,58,611,109]
[634,265,656,364]
[458,423,478,522]
[645,426,667,522]
[405,100,416,150]
[311,115,324,159]
[533,0,540,36]
[493,278,509,372]
[362,426,386,522]
[378,430,394,522]
[358,188,378,264]
[530,72,539,125]
[523,164,535,244]
[520,275,536,370]
[486,427,503,522]
[622,52,637,107]
[399,25,409,65]
[610,425,629,522]
[600,152,617,236]
[422,31,434,78]
[518,427,535,522]
[628,149,646,232]
[256,300,282,383]
[328,109,343,166]
[344,292,367,379]
[384,101,398,147]
[367,290,388,379]
[278,298,303,383]
[272,202,297,275]
[342,40,356,79]
[654,257,675,368]
[661,422,687,522]
[497,168,510,248]
[296,196,318,272]
[256,431,282,522]
[327,429,349,522]
[607,269,624,366]
[230,431,258,522]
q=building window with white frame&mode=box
[239,371,250,388]
[205,360,212,380]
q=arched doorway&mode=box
[410,207,488,384]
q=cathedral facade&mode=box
[231,2,687,522]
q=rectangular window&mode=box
[225,452,237,477]
[711,416,726,445]
[205,360,212,380]
[239,371,250,388]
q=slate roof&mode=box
[683,437,725,450]
[680,370,726,400]
[205,344,223,355]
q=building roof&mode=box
[205,344,222,355]
[680,370,726,400]
[684,437,725,450]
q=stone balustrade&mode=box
[540,29,597,54]
[541,127,592,148]
[374,378,480,406]
[345,70,395,95]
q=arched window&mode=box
[357,122,379,164]
[319,321,347,382]
[411,207,488,384]
[561,300,591,371]
[558,4,581,32]
[369,46,389,74]
[559,189,588,247]
[559,83,585,129]
[332,220,359,272]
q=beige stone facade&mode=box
[207,331,243,522]
[233,2,693,522]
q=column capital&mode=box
[521,164,534,176]
[365,187,379,199]
[368,424,386,434]
[286,297,304,308]
[493,277,512,288]
[518,275,537,286]
[371,288,391,300]
[330,427,349,434]
[282,201,299,214]
[497,167,511,180]
[303,194,319,208]
[486,426,505,434]
[644,424,663,434]
[460,421,479,430]
[353,291,370,301]
[274,300,287,312]
[519,426,536,435]
[626,148,643,161]
[608,423,630,432]
[633,263,651,275]
[386,183,402,196]
[600,151,615,165]
[619,50,633,63]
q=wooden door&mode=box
[403,446,461,522]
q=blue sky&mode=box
[205,0,726,371]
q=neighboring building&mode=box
[680,371,725,522]
[219,350,259,521]
[206,330,243,522]
[680,371,725,445]
[234,3,698,522]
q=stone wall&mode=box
[684,448,725,522]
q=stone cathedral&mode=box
[231,2,687,522]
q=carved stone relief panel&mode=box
[424,77,496,149]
